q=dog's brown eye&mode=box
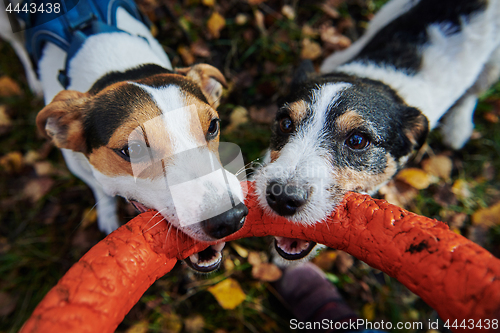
[119,143,147,161]
[207,119,220,139]
[279,117,293,134]
[346,132,370,150]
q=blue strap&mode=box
[16,0,150,88]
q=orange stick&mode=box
[21,182,500,332]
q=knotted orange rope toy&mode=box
[21,182,500,333]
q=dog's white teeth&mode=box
[198,251,222,267]
[211,242,225,253]
[189,253,199,264]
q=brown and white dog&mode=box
[254,0,500,264]
[0,0,247,272]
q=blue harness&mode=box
[17,0,151,88]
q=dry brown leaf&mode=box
[177,45,195,65]
[0,151,24,173]
[396,168,437,190]
[248,105,277,124]
[484,112,499,123]
[247,251,262,266]
[207,12,226,39]
[0,291,17,316]
[224,106,248,133]
[312,249,337,271]
[24,150,41,165]
[302,25,318,38]
[208,278,246,309]
[254,10,266,35]
[34,161,55,176]
[0,105,12,135]
[321,2,340,19]
[235,14,248,25]
[300,38,322,60]
[248,0,266,5]
[281,5,295,20]
[335,251,354,274]
[126,320,149,333]
[472,202,500,228]
[251,263,282,281]
[184,314,205,333]
[320,24,351,50]
[421,155,453,180]
[378,179,418,207]
[0,76,21,97]
[191,40,211,58]
[23,177,54,202]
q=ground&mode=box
[1,0,500,332]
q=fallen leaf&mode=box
[0,105,12,135]
[451,179,472,201]
[302,24,318,38]
[335,251,354,274]
[223,257,235,270]
[300,38,322,60]
[449,212,467,229]
[191,40,211,58]
[126,320,149,333]
[207,12,226,39]
[224,106,248,133]
[202,0,214,6]
[0,151,24,173]
[320,24,351,51]
[80,207,98,229]
[159,312,182,333]
[248,0,266,5]
[361,302,376,321]
[281,5,295,20]
[34,161,55,176]
[312,249,337,271]
[235,14,248,25]
[247,251,262,266]
[208,278,246,310]
[24,150,41,165]
[0,76,21,97]
[248,105,277,124]
[321,3,340,19]
[177,45,195,65]
[231,242,249,258]
[421,155,453,180]
[252,263,282,281]
[472,201,500,228]
[378,179,418,207]
[23,177,54,202]
[184,314,205,333]
[484,112,499,123]
[254,10,266,35]
[0,291,17,316]
[396,168,437,190]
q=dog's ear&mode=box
[401,106,429,151]
[36,90,90,153]
[291,60,316,89]
[175,64,227,108]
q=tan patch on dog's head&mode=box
[270,150,281,162]
[287,100,309,123]
[335,110,365,134]
[335,154,398,193]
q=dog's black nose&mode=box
[266,181,309,216]
[201,202,248,239]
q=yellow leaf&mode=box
[0,76,21,97]
[421,155,453,180]
[160,312,182,333]
[231,242,248,258]
[202,0,215,6]
[251,263,282,282]
[451,179,471,200]
[0,151,23,173]
[126,320,149,333]
[300,38,322,60]
[207,12,226,39]
[472,202,500,228]
[312,249,337,270]
[207,278,246,310]
[361,302,376,321]
[396,168,436,190]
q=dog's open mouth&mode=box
[184,242,225,272]
[130,200,225,273]
[274,236,317,260]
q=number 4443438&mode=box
[5,2,61,14]
[444,319,498,330]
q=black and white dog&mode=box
[255,0,500,263]
[0,0,247,272]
